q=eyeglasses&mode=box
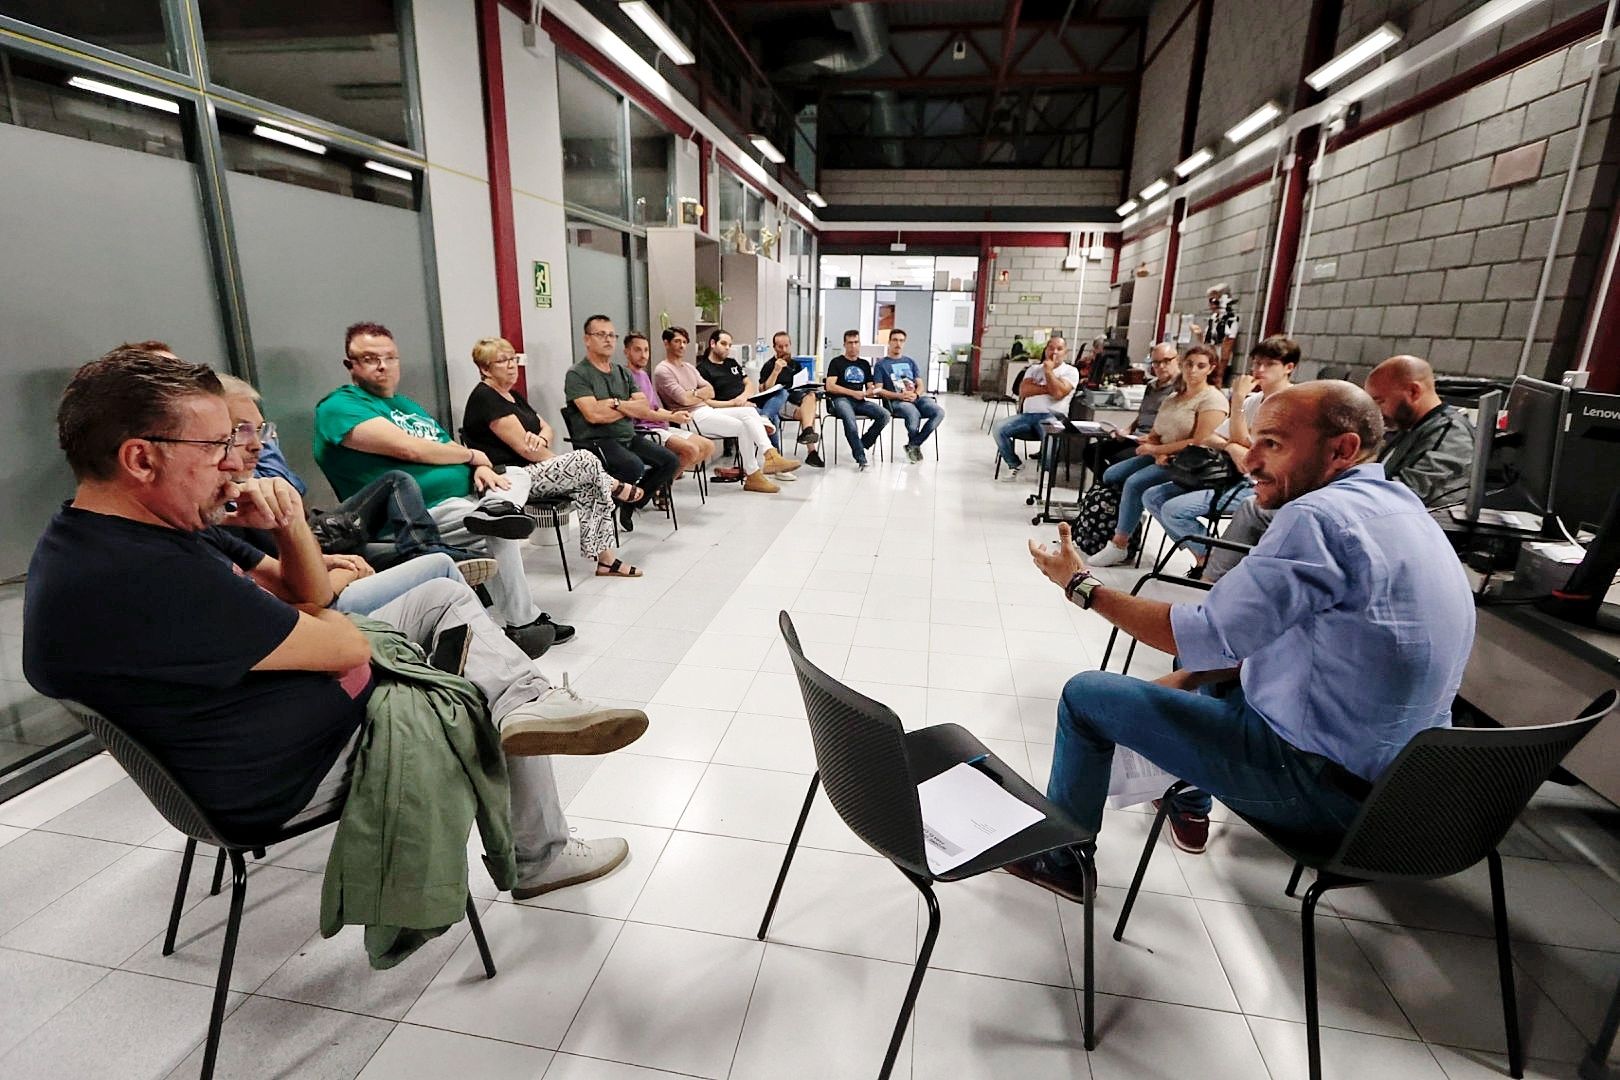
[349,352,400,368]
[234,420,276,442]
[141,430,247,463]
[587,331,619,341]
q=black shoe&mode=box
[504,620,557,659]
[617,502,635,533]
[465,501,535,540]
[797,429,820,446]
[805,450,825,468]
[1004,851,1097,903]
[860,431,881,450]
[536,612,576,644]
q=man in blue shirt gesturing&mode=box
[1014,381,1475,900]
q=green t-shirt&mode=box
[312,384,473,506]
[563,359,637,444]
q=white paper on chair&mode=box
[1106,748,1178,810]
[917,763,1045,874]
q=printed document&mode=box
[1106,748,1177,810]
[917,763,1044,875]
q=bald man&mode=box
[1012,382,1475,900]
[1364,355,1476,508]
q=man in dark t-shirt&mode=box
[24,347,646,896]
[825,329,889,469]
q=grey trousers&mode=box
[1202,498,1275,583]
[428,468,539,628]
[295,577,569,879]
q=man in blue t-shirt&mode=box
[873,328,945,463]
[825,329,888,470]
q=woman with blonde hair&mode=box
[463,337,645,578]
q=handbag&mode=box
[1164,446,1239,491]
[1070,483,1122,556]
[306,507,368,554]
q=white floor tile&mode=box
[648,666,756,712]
[926,651,1017,695]
[677,631,774,671]
[0,829,132,937]
[842,646,932,688]
[911,966,1091,1080]
[762,845,921,964]
[0,754,126,829]
[710,712,816,774]
[1085,994,1268,1080]
[628,829,784,938]
[0,947,107,1059]
[560,922,764,1078]
[627,704,732,763]
[736,671,806,717]
[1247,1015,1449,1080]
[564,753,706,829]
[168,994,393,1079]
[357,1024,554,1079]
[678,763,815,843]
[927,869,1074,987]
[922,687,1027,741]
[1066,886,1240,1013]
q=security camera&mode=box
[952,38,967,61]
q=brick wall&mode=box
[1289,35,1617,379]
[817,168,1122,208]
[1131,4,1197,190]
[1169,179,1278,351]
[1118,226,1174,359]
[982,246,1114,356]
[1196,0,1313,151]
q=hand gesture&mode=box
[669,410,692,425]
[473,465,509,493]
[522,431,547,454]
[1229,373,1256,400]
[221,476,303,532]
[1134,441,1159,457]
[322,553,374,578]
[1028,522,1087,589]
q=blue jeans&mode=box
[1103,454,1174,538]
[1143,481,1256,545]
[756,387,790,449]
[1047,671,1365,844]
[333,552,463,615]
[992,411,1055,469]
[890,397,945,448]
[828,396,888,464]
[340,470,473,570]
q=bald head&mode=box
[1364,354,1440,432]
[1247,381,1384,509]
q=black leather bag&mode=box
[306,508,367,554]
[1164,446,1240,491]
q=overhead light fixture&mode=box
[1225,101,1282,144]
[748,134,786,164]
[1138,178,1169,201]
[252,124,326,155]
[1116,199,1138,217]
[1174,148,1215,178]
[66,75,179,114]
[364,160,413,181]
[1306,22,1403,90]
[619,1,696,65]
[805,190,828,208]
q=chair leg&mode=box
[881,876,941,1080]
[1100,625,1122,671]
[165,838,199,956]
[200,850,248,1080]
[1114,782,1186,940]
[554,516,572,592]
[758,772,820,940]
[1120,635,1141,677]
[1286,862,1305,898]
[466,896,497,979]
[1301,880,1330,1080]
[210,845,226,896]
[1079,845,1097,1051]
[1487,850,1525,1079]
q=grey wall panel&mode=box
[0,124,229,577]
[226,173,436,507]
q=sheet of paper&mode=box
[790,366,811,388]
[917,762,1045,875]
[1105,747,1178,810]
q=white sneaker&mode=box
[1088,542,1130,568]
[775,470,798,482]
[499,675,648,756]
[511,835,629,899]
[998,465,1023,482]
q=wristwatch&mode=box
[1065,571,1103,609]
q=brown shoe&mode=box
[763,448,802,474]
[742,470,780,493]
[1152,798,1210,854]
[1005,852,1097,903]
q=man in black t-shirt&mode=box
[24,347,648,897]
[825,329,889,469]
[696,329,755,406]
[759,330,822,467]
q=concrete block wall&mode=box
[1169,179,1278,348]
[1118,226,1173,359]
[1196,0,1313,151]
[817,168,1122,208]
[1289,31,1617,380]
[1131,2,1197,189]
[982,246,1114,356]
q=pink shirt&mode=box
[628,367,666,431]
[653,361,711,410]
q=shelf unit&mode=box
[1106,278,1134,343]
[647,226,721,364]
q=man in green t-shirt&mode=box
[562,314,682,531]
[314,321,562,641]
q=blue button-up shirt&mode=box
[1169,462,1475,781]
[254,438,308,496]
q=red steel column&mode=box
[475,0,527,391]
[972,236,994,391]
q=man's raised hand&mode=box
[1028,522,1087,589]
[222,476,303,532]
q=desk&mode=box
[1462,603,1620,806]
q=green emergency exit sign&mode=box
[533,261,552,309]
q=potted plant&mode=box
[695,285,726,325]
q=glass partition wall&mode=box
[817,253,977,388]
[0,0,437,799]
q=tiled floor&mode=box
[1,409,1617,1079]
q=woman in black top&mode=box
[464,337,647,577]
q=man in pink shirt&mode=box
[623,331,714,479]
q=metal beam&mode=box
[818,71,1132,90]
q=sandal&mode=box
[610,480,645,505]
[595,557,643,578]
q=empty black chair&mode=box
[1111,690,1615,1080]
[58,646,500,1080]
[759,611,1098,1080]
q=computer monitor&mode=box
[1488,375,1568,524]
[1555,390,1620,531]
[1455,389,1502,526]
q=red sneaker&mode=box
[1152,798,1210,854]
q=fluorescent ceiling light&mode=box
[252,124,326,154]
[748,134,785,164]
[1225,101,1282,144]
[66,76,179,114]
[1306,22,1403,90]
[619,1,695,65]
[364,160,413,181]
[1138,178,1169,201]
[1174,148,1214,178]
[1116,199,1138,217]
[805,190,828,208]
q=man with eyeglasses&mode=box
[1084,342,1181,477]
[315,321,572,650]
[563,314,682,529]
[26,346,648,902]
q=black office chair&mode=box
[60,696,497,1080]
[456,427,597,589]
[759,611,1098,1080]
[1111,691,1616,1080]
[884,398,942,462]
[561,422,678,532]
[819,404,887,465]
[1099,536,1251,675]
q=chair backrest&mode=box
[1327,691,1615,881]
[778,612,930,876]
[59,700,232,848]
[1008,363,1029,397]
